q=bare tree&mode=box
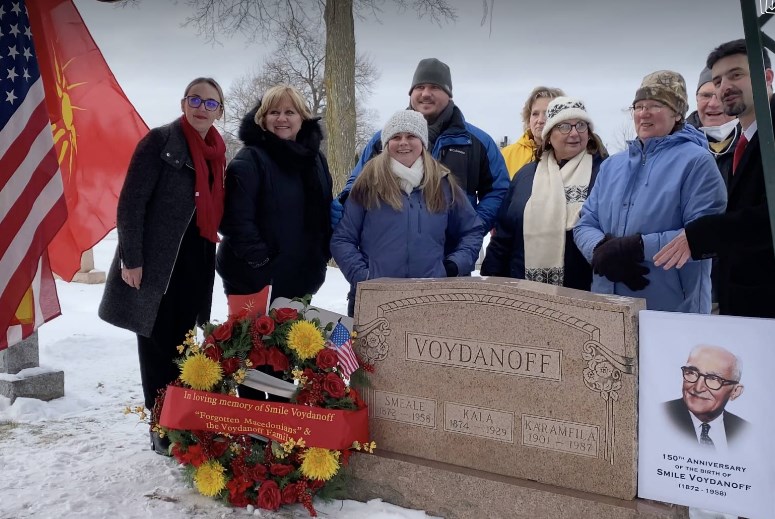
[180,0,457,193]
[609,108,636,153]
[217,16,379,177]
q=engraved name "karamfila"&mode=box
[406,332,561,380]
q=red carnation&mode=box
[248,347,267,367]
[348,387,366,409]
[212,320,234,341]
[268,347,290,372]
[270,463,294,477]
[322,372,346,399]
[222,357,241,376]
[227,476,252,507]
[176,443,207,467]
[273,307,298,324]
[255,315,275,336]
[281,482,299,505]
[315,348,338,370]
[257,480,281,511]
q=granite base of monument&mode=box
[348,451,689,519]
[0,333,64,403]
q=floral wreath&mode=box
[149,298,374,516]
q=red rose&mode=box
[249,463,267,481]
[315,348,338,370]
[248,347,267,367]
[212,320,234,341]
[222,357,241,375]
[273,307,298,324]
[281,482,299,505]
[322,372,346,399]
[270,463,294,477]
[268,347,289,372]
[204,345,222,363]
[254,315,275,336]
[257,480,281,511]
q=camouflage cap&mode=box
[633,70,689,118]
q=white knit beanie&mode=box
[381,110,429,149]
[541,97,594,140]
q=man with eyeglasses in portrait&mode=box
[664,344,749,452]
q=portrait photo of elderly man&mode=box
[664,345,749,452]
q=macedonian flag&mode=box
[27,0,148,281]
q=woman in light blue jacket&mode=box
[331,110,483,317]
[574,70,726,313]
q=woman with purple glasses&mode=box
[99,77,226,455]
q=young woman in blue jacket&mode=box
[331,110,483,317]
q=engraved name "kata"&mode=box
[406,332,561,380]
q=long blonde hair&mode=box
[351,149,457,213]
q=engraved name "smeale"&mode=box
[406,332,561,380]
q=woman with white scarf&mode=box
[481,97,607,290]
[331,110,483,317]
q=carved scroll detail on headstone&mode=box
[354,317,391,364]
[582,340,634,465]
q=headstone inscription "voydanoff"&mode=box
[353,277,643,500]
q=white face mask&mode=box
[700,118,739,142]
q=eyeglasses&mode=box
[630,103,670,114]
[697,92,718,101]
[184,96,221,112]
[555,121,589,134]
[681,366,739,391]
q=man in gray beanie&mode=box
[333,57,509,237]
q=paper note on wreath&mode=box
[159,386,369,450]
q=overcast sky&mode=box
[73,0,746,151]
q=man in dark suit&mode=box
[664,344,748,451]
[654,39,775,318]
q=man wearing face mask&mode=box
[685,68,741,313]
[686,67,741,184]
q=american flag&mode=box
[326,321,359,378]
[0,0,67,349]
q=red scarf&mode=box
[180,115,226,243]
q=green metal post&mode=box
[740,0,775,252]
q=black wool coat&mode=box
[216,105,333,301]
[686,96,775,318]
[99,118,215,336]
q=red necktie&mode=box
[732,134,748,174]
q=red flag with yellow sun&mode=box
[27,0,148,281]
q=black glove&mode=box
[443,260,458,277]
[592,234,650,291]
[621,264,650,291]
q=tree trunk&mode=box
[324,0,356,196]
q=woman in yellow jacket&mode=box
[501,86,564,179]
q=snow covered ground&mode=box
[0,232,440,519]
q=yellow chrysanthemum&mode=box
[193,460,227,497]
[300,448,340,481]
[180,353,223,391]
[287,321,325,360]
